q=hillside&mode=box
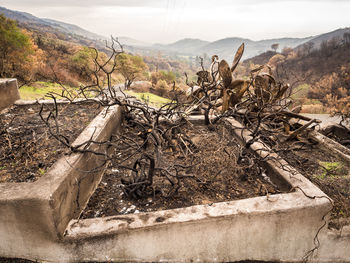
[41,18,106,40]
[271,41,350,113]
[2,5,349,63]
[150,29,350,62]
[154,38,210,54]
[0,6,112,52]
[199,37,251,60]
[156,36,313,61]
[0,6,103,40]
[296,27,350,50]
[242,51,277,66]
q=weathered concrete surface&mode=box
[317,225,350,263]
[51,117,341,263]
[62,192,330,263]
[1,114,349,263]
[0,104,123,261]
[0,78,20,111]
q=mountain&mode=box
[41,18,106,40]
[156,36,313,61]
[117,36,151,47]
[242,51,277,66]
[296,27,350,50]
[0,6,104,40]
[201,36,314,61]
[243,27,350,66]
[154,38,210,54]
[200,37,253,60]
[1,5,349,62]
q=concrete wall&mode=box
[0,79,20,111]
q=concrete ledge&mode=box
[0,79,20,111]
[0,104,123,259]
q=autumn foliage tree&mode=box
[0,14,40,83]
[115,53,148,88]
[150,70,176,87]
[70,46,98,82]
[271,43,279,52]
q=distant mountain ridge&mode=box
[0,6,102,39]
[0,6,149,48]
[158,36,314,61]
[41,18,106,40]
[154,38,210,54]
[1,6,349,61]
[296,27,350,50]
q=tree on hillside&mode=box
[302,42,314,56]
[115,53,148,88]
[268,54,285,70]
[319,39,340,57]
[271,43,279,52]
[281,47,293,56]
[0,14,37,82]
[343,33,350,45]
[150,70,176,87]
[70,46,97,82]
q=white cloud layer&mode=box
[1,0,350,43]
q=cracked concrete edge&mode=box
[65,191,328,240]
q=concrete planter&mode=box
[0,103,123,259]
[0,79,20,111]
[0,115,349,263]
[58,117,344,263]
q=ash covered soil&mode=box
[0,102,102,183]
[81,122,289,218]
[278,140,350,229]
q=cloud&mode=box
[1,0,350,43]
[1,0,164,8]
[3,0,346,8]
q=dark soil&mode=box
[277,141,350,229]
[0,102,102,183]
[321,124,350,149]
[0,259,34,263]
[81,122,289,219]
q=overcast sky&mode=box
[1,0,350,43]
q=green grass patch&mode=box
[291,83,309,99]
[18,81,92,100]
[125,91,171,107]
[318,161,347,178]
